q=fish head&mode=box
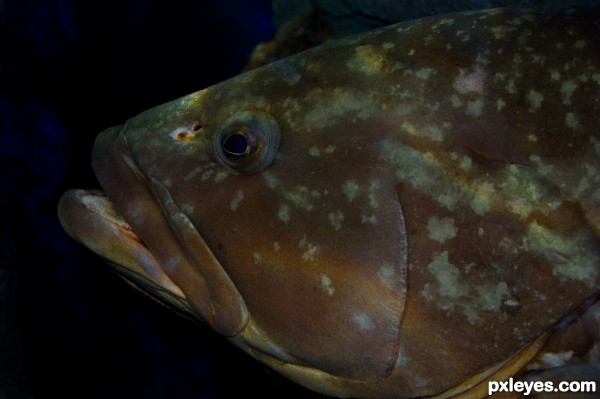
[58,60,409,389]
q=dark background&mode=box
[1,1,327,398]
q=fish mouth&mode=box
[58,188,193,315]
[59,124,248,336]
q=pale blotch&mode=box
[201,170,215,181]
[426,251,463,299]
[526,221,598,285]
[496,98,506,111]
[466,97,485,117]
[453,66,486,94]
[253,253,262,265]
[489,25,515,39]
[184,167,203,181]
[319,275,335,296]
[377,263,396,286]
[382,41,395,49]
[284,186,320,211]
[415,377,429,388]
[427,216,457,243]
[348,45,384,75]
[529,155,553,176]
[263,171,279,189]
[273,242,280,251]
[451,94,463,108]
[351,313,375,331]
[527,89,544,111]
[560,80,578,105]
[299,236,319,261]
[368,179,380,208]
[324,145,336,154]
[505,78,517,94]
[550,70,561,81]
[308,146,320,157]
[415,68,435,80]
[540,351,574,367]
[343,180,360,202]
[230,190,244,211]
[470,181,494,215]
[527,134,537,142]
[425,125,444,142]
[181,203,194,215]
[214,171,228,183]
[437,193,457,210]
[278,204,291,224]
[328,211,344,230]
[565,112,579,130]
[361,215,378,224]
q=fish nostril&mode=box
[192,122,202,132]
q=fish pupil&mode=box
[223,132,248,157]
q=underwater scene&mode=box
[2,1,600,398]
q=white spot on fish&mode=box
[560,79,578,105]
[230,190,244,211]
[466,97,485,117]
[415,68,435,80]
[527,89,544,111]
[453,66,486,94]
[324,145,335,154]
[328,211,344,230]
[308,146,320,157]
[351,313,375,331]
[263,170,279,189]
[214,171,228,183]
[415,377,429,388]
[184,167,203,181]
[273,242,280,251]
[565,112,579,129]
[427,216,457,243]
[425,253,462,298]
[470,181,494,215]
[343,180,360,202]
[253,253,262,265]
[299,235,319,261]
[540,351,574,367]
[348,45,384,75]
[319,275,335,296]
[278,204,290,224]
[361,215,378,224]
[526,221,598,285]
[451,94,463,107]
[377,263,396,286]
[181,204,194,215]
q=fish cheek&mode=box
[204,163,409,379]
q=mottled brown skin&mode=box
[59,8,600,398]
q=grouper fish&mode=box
[58,8,600,398]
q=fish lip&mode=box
[58,188,188,305]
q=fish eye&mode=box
[222,129,256,159]
[214,111,280,174]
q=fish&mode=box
[58,7,600,398]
